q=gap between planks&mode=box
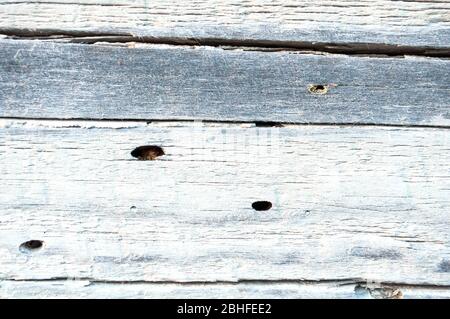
[2,118,450,130]
[2,32,450,58]
[4,277,450,289]
[2,279,450,299]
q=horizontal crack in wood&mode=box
[1,117,450,130]
[1,29,449,58]
[2,278,450,290]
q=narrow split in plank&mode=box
[0,0,449,48]
[0,120,449,287]
[0,39,449,125]
[2,280,450,299]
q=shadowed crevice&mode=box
[1,28,449,58]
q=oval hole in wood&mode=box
[131,145,165,160]
[308,84,328,95]
[20,240,44,251]
[252,201,272,211]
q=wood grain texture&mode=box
[0,39,449,125]
[1,120,449,292]
[0,0,449,47]
[2,280,450,299]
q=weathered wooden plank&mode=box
[2,280,450,299]
[1,119,449,287]
[0,0,449,48]
[0,39,449,125]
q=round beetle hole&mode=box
[252,201,272,211]
[308,84,328,95]
[131,145,165,160]
[20,240,43,251]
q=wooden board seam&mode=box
[2,117,450,130]
[2,32,450,58]
[3,277,450,289]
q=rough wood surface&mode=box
[2,280,450,299]
[1,120,449,294]
[1,0,449,299]
[0,0,449,48]
[0,39,449,126]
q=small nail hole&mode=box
[131,145,165,160]
[252,201,272,211]
[20,240,43,251]
[308,84,328,95]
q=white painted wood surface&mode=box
[1,120,449,298]
[0,0,449,47]
[2,280,450,299]
[1,0,449,299]
[1,39,449,126]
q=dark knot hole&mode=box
[252,201,272,211]
[20,240,44,251]
[131,145,165,160]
